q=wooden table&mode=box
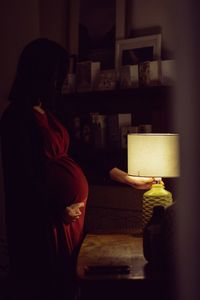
[76,233,175,300]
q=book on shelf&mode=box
[70,113,142,150]
[91,113,107,149]
[161,59,176,85]
[120,65,139,89]
[62,55,77,94]
[139,60,161,86]
[76,61,100,92]
[106,113,132,149]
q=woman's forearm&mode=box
[109,167,154,190]
[109,167,129,184]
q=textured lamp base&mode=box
[142,183,173,228]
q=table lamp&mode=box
[127,133,180,228]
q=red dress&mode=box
[33,110,88,276]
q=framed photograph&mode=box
[68,0,126,69]
[115,34,162,72]
[94,69,117,91]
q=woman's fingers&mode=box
[65,201,85,223]
[71,202,85,209]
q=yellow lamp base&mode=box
[142,183,173,228]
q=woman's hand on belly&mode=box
[62,202,85,225]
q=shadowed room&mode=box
[1,1,200,300]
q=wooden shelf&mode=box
[60,85,174,113]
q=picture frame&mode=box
[115,34,162,72]
[94,69,117,91]
[68,0,126,59]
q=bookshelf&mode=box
[59,85,174,184]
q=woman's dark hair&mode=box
[9,38,69,111]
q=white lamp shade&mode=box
[127,133,180,178]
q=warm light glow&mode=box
[128,133,180,178]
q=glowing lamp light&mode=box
[127,133,180,227]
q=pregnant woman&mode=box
[1,38,88,300]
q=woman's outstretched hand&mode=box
[109,167,164,190]
[125,175,154,190]
[63,202,85,224]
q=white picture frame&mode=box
[115,34,162,72]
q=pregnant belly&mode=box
[46,156,88,210]
[46,157,88,257]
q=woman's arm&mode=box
[109,167,154,190]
